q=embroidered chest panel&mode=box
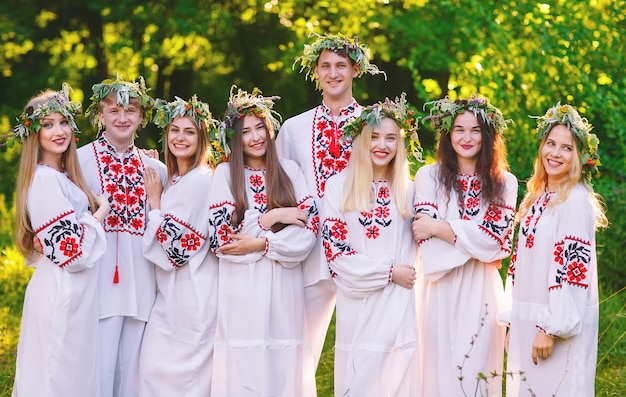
[507,191,552,285]
[247,170,268,213]
[520,191,553,250]
[92,138,147,235]
[457,174,482,220]
[358,182,394,240]
[311,104,358,198]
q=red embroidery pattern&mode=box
[357,181,393,240]
[247,170,267,212]
[92,137,148,235]
[156,214,207,267]
[322,217,356,277]
[507,245,518,284]
[298,195,320,236]
[208,200,238,253]
[519,191,554,250]
[550,235,591,290]
[311,102,359,198]
[35,210,85,268]
[457,174,481,219]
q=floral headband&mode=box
[343,93,423,163]
[5,83,82,147]
[212,85,281,162]
[153,95,217,131]
[85,73,154,130]
[294,32,386,90]
[532,102,601,182]
[423,95,512,136]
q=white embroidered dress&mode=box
[503,184,599,396]
[139,165,218,397]
[78,135,167,321]
[12,165,107,397]
[208,159,319,397]
[322,173,421,397]
[413,163,517,396]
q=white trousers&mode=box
[304,279,336,370]
[100,316,146,397]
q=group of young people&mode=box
[9,32,606,397]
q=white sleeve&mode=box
[537,187,596,338]
[28,170,106,272]
[143,169,212,270]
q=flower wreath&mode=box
[153,95,219,160]
[153,95,217,130]
[293,32,386,90]
[211,85,281,163]
[532,102,601,182]
[85,73,154,130]
[423,95,512,136]
[342,93,423,163]
[6,83,82,147]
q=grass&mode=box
[1,248,624,396]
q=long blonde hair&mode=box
[518,125,608,229]
[342,119,411,218]
[15,91,97,257]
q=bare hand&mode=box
[140,148,159,159]
[94,193,110,215]
[487,259,502,269]
[412,214,436,241]
[261,207,308,229]
[33,236,43,254]
[391,265,417,289]
[219,234,266,255]
[531,331,555,365]
[144,167,163,210]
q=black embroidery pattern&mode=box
[36,210,84,268]
[156,214,206,267]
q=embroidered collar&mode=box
[98,133,137,156]
[320,99,359,118]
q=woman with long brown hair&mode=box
[11,84,109,396]
[208,86,319,396]
[139,96,219,396]
[412,96,518,396]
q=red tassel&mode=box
[329,135,340,158]
[113,264,119,284]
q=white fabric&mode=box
[503,184,599,396]
[78,133,167,397]
[413,163,518,396]
[277,101,361,368]
[322,173,421,397]
[99,316,146,397]
[139,165,218,397]
[208,159,318,396]
[12,165,107,397]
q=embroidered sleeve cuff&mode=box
[263,237,269,255]
[536,325,556,338]
[258,215,271,231]
[388,265,394,284]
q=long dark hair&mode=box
[229,115,297,232]
[437,111,509,205]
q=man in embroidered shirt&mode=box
[79,74,167,397]
[276,33,385,370]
